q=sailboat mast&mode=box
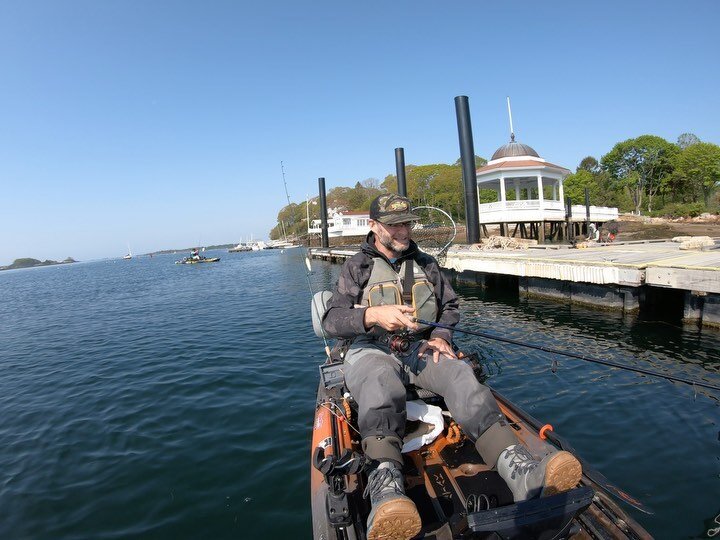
[281,161,291,206]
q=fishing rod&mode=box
[305,256,332,360]
[413,319,720,392]
[305,255,330,358]
[278,160,329,358]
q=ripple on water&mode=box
[0,253,718,538]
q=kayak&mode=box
[175,257,221,264]
[310,351,652,539]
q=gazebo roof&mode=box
[491,140,539,160]
[477,159,570,176]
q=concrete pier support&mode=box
[683,291,704,322]
[684,291,720,327]
[521,277,570,302]
[520,277,640,312]
[621,287,641,312]
[703,294,720,327]
[456,270,487,287]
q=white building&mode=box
[476,137,618,240]
[307,210,370,238]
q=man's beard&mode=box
[378,230,408,255]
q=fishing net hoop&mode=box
[411,205,457,265]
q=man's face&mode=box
[371,219,412,255]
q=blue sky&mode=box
[1,1,718,265]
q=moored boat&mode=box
[229,242,252,252]
[175,257,220,264]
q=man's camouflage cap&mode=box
[369,194,420,225]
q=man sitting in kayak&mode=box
[322,194,582,540]
[190,248,201,261]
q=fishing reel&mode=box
[388,334,410,354]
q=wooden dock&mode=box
[308,239,720,326]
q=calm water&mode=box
[0,249,718,539]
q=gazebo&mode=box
[475,136,618,242]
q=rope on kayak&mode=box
[414,318,720,392]
[445,421,464,445]
[318,402,362,437]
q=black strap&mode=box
[402,258,414,305]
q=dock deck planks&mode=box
[309,239,720,294]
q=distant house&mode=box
[307,210,370,238]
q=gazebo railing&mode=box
[477,200,618,224]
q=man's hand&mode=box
[364,305,419,332]
[418,337,457,364]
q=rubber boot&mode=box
[496,444,582,502]
[364,461,422,540]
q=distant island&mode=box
[0,257,77,271]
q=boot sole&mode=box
[367,498,422,540]
[541,451,582,497]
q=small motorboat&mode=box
[174,257,221,265]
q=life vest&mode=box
[360,257,438,332]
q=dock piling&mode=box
[454,96,480,244]
[318,177,329,248]
[395,148,407,197]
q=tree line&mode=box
[271,133,719,239]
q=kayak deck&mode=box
[311,357,651,540]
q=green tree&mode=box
[271,201,308,240]
[562,170,602,205]
[577,156,600,174]
[672,142,720,207]
[677,132,701,150]
[383,163,466,219]
[453,155,488,168]
[601,135,678,214]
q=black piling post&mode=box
[318,177,329,248]
[395,148,407,197]
[565,196,574,243]
[455,96,480,244]
[584,188,591,237]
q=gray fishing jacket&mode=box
[322,232,460,343]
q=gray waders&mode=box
[343,337,517,466]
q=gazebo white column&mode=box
[536,174,544,205]
[499,174,507,207]
[558,178,565,205]
[514,179,520,200]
